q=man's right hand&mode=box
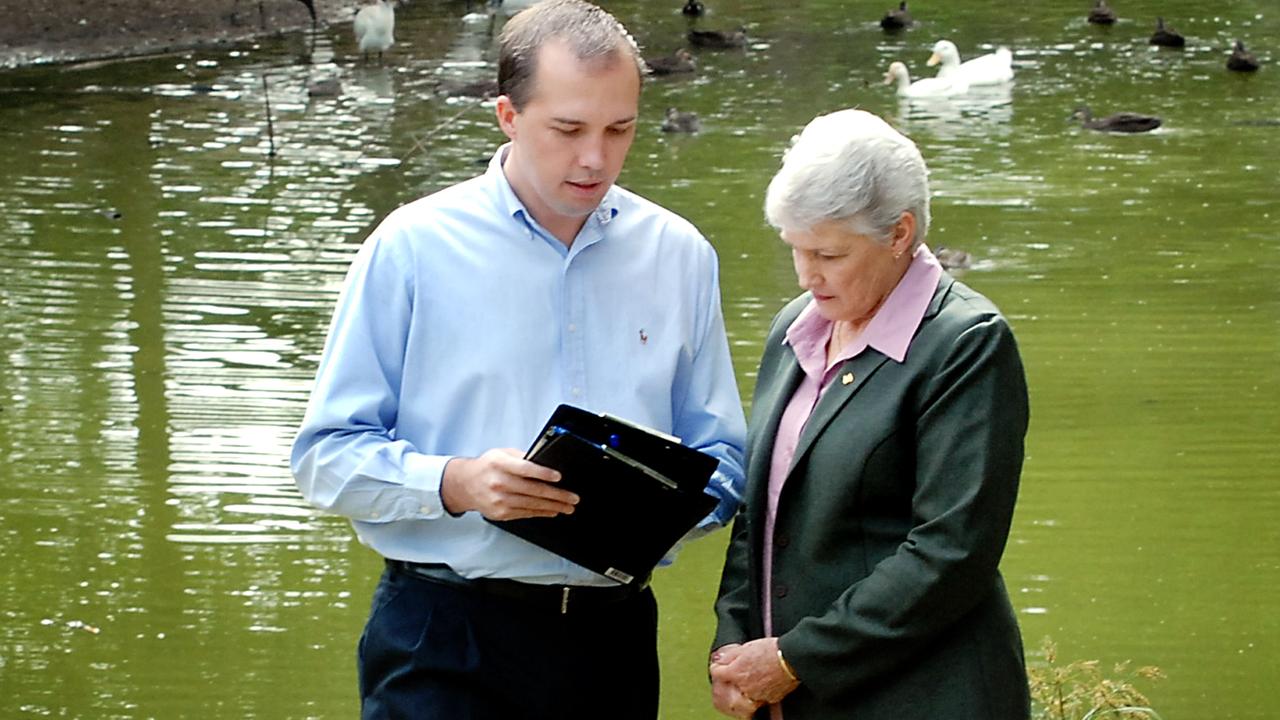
[440,448,579,520]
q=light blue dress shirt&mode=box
[291,145,747,586]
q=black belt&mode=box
[386,560,647,615]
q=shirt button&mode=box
[568,323,577,333]
[571,387,582,397]
[774,583,788,599]
[776,533,790,549]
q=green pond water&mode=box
[2,0,1277,717]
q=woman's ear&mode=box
[891,212,916,258]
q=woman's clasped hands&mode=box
[709,637,800,719]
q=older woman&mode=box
[709,109,1030,719]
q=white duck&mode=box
[927,40,1013,86]
[883,61,968,98]
[354,0,396,63]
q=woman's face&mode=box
[782,218,911,325]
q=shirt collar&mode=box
[486,144,620,246]
[784,244,944,367]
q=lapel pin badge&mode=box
[842,372,855,385]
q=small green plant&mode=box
[1028,637,1166,720]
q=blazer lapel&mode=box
[786,274,957,474]
[747,351,803,511]
[788,351,891,476]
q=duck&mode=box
[307,77,343,97]
[884,61,969,98]
[645,49,697,76]
[880,2,912,31]
[935,247,972,271]
[439,78,500,99]
[1071,106,1162,133]
[682,0,704,17]
[687,27,748,50]
[1149,17,1185,48]
[1087,0,1117,25]
[1227,40,1260,72]
[354,0,396,63]
[661,107,702,133]
[927,40,1014,85]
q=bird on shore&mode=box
[880,2,912,31]
[1227,40,1260,72]
[682,0,704,18]
[645,49,697,76]
[927,40,1014,85]
[236,0,316,30]
[1071,106,1162,133]
[884,61,968,98]
[1087,0,1117,25]
[687,27,748,49]
[354,0,396,63]
[661,107,701,133]
[1149,17,1185,48]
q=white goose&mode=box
[884,61,968,98]
[927,40,1013,86]
[354,0,396,63]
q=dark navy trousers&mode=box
[358,563,660,720]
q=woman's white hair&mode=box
[764,109,931,248]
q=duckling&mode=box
[1227,40,1259,72]
[1149,17,1185,48]
[682,0,704,18]
[645,49,697,76]
[354,0,396,63]
[1071,106,1162,133]
[661,107,701,133]
[935,247,972,271]
[884,61,969,97]
[687,27,748,50]
[880,2,912,31]
[1087,0,1117,25]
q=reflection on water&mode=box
[2,0,1279,718]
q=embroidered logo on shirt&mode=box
[639,329,648,345]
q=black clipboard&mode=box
[486,404,720,585]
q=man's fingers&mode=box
[477,475,579,520]
[496,450,563,484]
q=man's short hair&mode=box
[498,0,645,110]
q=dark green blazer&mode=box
[713,275,1031,719]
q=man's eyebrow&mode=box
[549,116,638,126]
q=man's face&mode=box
[497,39,640,242]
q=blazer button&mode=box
[775,533,790,549]
[774,583,788,599]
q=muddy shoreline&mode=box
[0,0,352,70]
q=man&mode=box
[290,1,746,718]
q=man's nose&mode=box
[577,134,605,170]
